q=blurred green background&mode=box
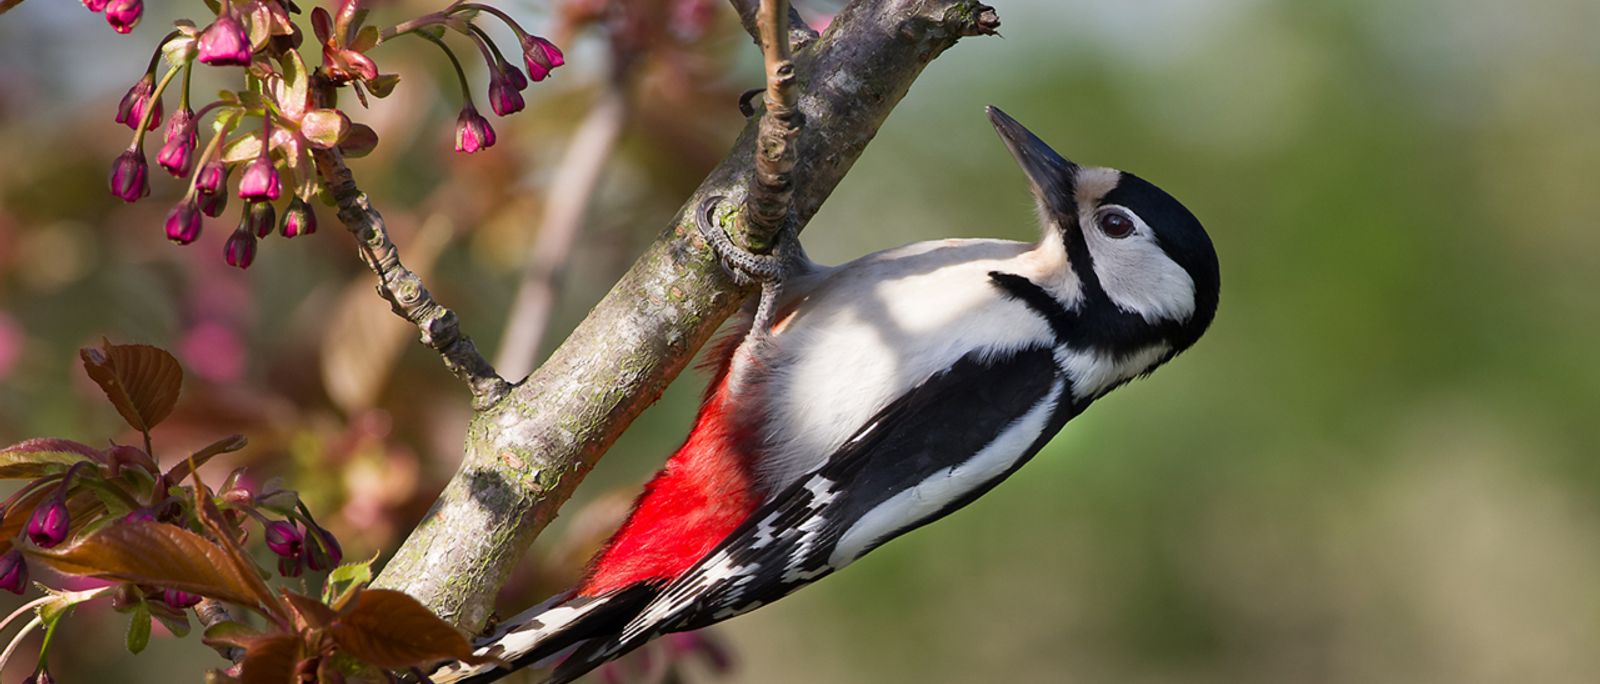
[3,0,1599,681]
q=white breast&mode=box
[744,238,1062,493]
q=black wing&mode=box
[548,345,1073,683]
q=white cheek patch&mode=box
[1080,205,1196,324]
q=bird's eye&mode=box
[1098,209,1136,239]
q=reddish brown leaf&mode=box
[329,590,494,669]
[27,521,269,610]
[239,633,302,684]
[282,591,338,631]
[80,341,183,432]
[162,435,248,488]
[0,438,102,479]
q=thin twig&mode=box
[739,0,803,252]
[495,83,631,380]
[195,599,244,663]
[0,616,41,672]
[729,0,819,49]
[309,147,512,410]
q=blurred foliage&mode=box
[3,0,1599,682]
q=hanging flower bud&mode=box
[487,69,526,117]
[263,520,303,558]
[224,226,257,269]
[82,0,109,12]
[123,508,157,524]
[160,588,203,609]
[158,108,197,177]
[504,63,528,92]
[115,74,162,132]
[108,147,150,203]
[195,160,227,195]
[0,550,26,594]
[165,199,202,245]
[520,35,565,82]
[277,552,304,578]
[280,197,316,238]
[246,200,276,238]
[198,14,253,66]
[305,524,343,571]
[238,154,281,201]
[454,106,495,154]
[198,189,228,218]
[103,0,142,34]
[27,495,70,548]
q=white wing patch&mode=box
[427,595,595,683]
[828,378,1066,568]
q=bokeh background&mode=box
[3,0,1599,681]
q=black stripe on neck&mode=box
[988,271,1074,343]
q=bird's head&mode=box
[988,106,1219,356]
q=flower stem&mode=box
[453,2,528,38]
[417,31,474,103]
[131,65,182,149]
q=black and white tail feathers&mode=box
[428,582,661,684]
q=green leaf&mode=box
[337,123,378,158]
[150,600,192,637]
[329,590,496,669]
[79,341,183,433]
[350,25,380,52]
[321,556,375,609]
[222,133,265,164]
[299,109,350,149]
[128,599,152,654]
[364,73,400,99]
[27,521,272,611]
[276,51,310,119]
[0,438,100,479]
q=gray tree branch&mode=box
[368,0,1001,632]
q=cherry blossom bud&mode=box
[0,550,26,594]
[161,588,202,609]
[158,108,197,177]
[246,200,276,238]
[27,495,69,548]
[503,63,528,92]
[224,226,257,269]
[520,35,565,82]
[123,508,157,523]
[195,160,227,195]
[23,666,54,684]
[165,199,202,245]
[454,106,495,154]
[238,155,281,201]
[263,521,303,558]
[198,189,228,218]
[108,147,150,202]
[305,525,342,571]
[197,14,252,66]
[103,0,142,34]
[280,197,316,237]
[487,70,525,117]
[277,553,303,578]
[115,75,161,132]
[82,0,109,12]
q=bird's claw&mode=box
[695,195,795,333]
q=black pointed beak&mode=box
[988,106,1078,216]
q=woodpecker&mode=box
[431,106,1220,683]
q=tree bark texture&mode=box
[369,0,1002,632]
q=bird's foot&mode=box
[695,195,797,333]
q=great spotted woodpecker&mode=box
[431,106,1220,683]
